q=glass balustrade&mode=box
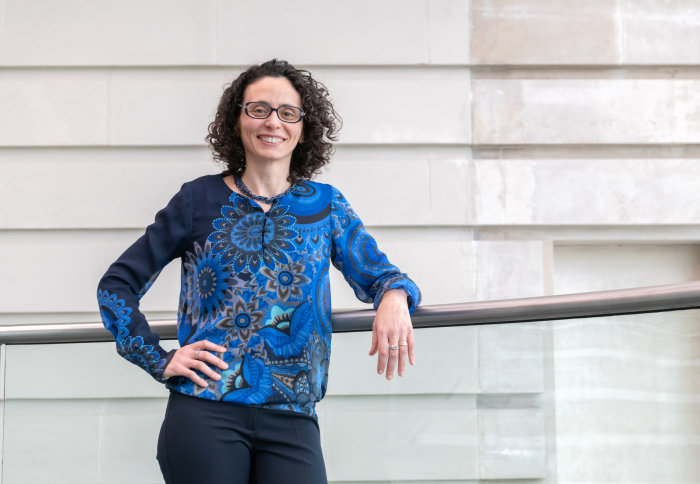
[1,306,699,483]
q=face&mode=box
[238,76,304,168]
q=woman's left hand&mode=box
[369,289,415,380]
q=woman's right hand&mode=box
[162,340,228,388]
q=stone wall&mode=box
[1,1,699,483]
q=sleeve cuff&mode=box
[373,276,422,314]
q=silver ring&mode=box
[194,349,200,360]
[398,342,408,346]
[388,345,400,351]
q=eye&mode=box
[279,106,301,121]
[247,102,270,117]
[279,109,294,119]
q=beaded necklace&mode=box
[233,175,296,205]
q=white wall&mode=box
[1,1,699,483]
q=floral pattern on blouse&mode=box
[98,175,420,417]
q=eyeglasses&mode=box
[239,101,304,123]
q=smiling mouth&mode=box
[258,135,284,143]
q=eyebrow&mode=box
[246,100,302,108]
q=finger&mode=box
[376,338,389,375]
[192,360,222,381]
[385,341,399,380]
[369,328,378,356]
[397,337,409,377]
[184,369,209,388]
[196,350,229,370]
[407,330,416,366]
[196,340,227,353]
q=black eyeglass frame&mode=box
[239,101,305,123]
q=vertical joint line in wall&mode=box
[106,70,112,146]
[542,240,554,296]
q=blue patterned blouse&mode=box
[97,174,420,417]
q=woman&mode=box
[97,59,420,484]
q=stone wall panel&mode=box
[621,0,700,65]
[471,0,618,65]
[0,0,217,66]
[473,159,700,225]
[473,80,700,145]
[218,0,469,66]
[0,74,110,146]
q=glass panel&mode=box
[2,311,699,483]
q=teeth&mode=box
[259,136,283,143]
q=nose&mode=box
[263,110,283,128]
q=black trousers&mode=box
[157,391,328,484]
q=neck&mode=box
[240,162,291,198]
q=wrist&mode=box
[380,289,408,305]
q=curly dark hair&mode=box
[206,59,341,182]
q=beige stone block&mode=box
[474,240,547,300]
[321,150,431,226]
[0,69,226,147]
[0,148,216,229]
[2,400,101,483]
[329,228,475,310]
[0,145,469,230]
[0,73,109,146]
[427,0,471,64]
[367,229,476,306]
[621,0,700,65]
[320,395,478,481]
[428,156,472,226]
[471,0,618,64]
[109,71,225,145]
[326,71,471,144]
[5,342,177,399]
[328,268,369,311]
[473,159,700,226]
[0,230,181,313]
[0,0,217,66]
[479,408,546,479]
[2,68,470,147]
[478,323,544,393]
[218,0,469,65]
[554,244,700,294]
[472,79,700,145]
[320,146,471,226]
[327,326,478,395]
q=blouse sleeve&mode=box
[96,182,192,382]
[329,186,421,313]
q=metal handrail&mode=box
[2,281,700,344]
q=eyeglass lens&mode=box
[245,102,303,123]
